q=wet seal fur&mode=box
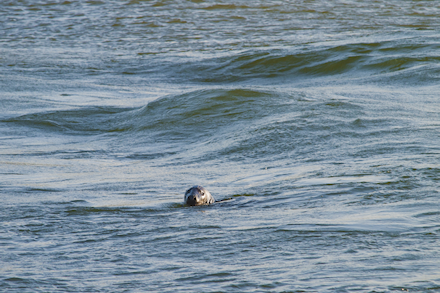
[184,186,233,206]
[184,185,215,206]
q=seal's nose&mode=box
[186,194,196,206]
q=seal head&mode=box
[184,186,215,206]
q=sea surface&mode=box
[1,1,440,292]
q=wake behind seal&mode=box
[184,185,215,206]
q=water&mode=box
[1,0,440,292]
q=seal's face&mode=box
[184,186,215,206]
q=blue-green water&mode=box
[1,1,439,292]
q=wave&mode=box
[159,37,440,85]
[4,35,438,88]
[2,87,402,142]
[2,86,423,166]
[2,106,135,134]
[1,89,276,138]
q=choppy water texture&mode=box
[1,0,440,292]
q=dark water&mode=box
[1,1,440,292]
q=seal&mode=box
[184,185,215,206]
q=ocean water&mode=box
[1,0,440,292]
